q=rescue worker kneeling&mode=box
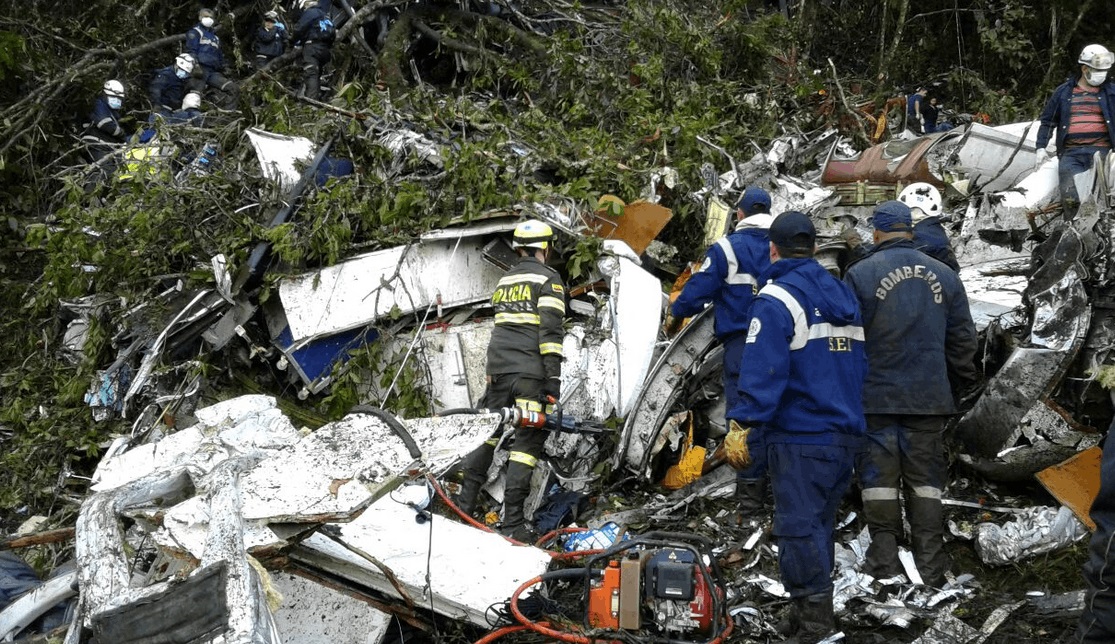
[455,220,566,542]
[724,211,867,643]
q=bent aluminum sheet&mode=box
[287,495,551,627]
[246,128,317,190]
[953,121,1043,193]
[277,234,505,343]
[956,226,1091,459]
[614,309,718,474]
[271,572,391,644]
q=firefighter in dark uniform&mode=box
[843,200,979,588]
[294,0,336,100]
[724,211,867,643]
[456,220,565,541]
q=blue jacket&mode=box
[728,258,867,447]
[672,214,773,339]
[148,66,186,112]
[294,6,336,45]
[87,96,124,141]
[185,24,225,72]
[913,217,959,272]
[255,25,285,58]
[1036,76,1115,154]
[843,238,978,415]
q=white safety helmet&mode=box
[898,182,942,223]
[175,53,195,75]
[182,92,202,110]
[511,220,554,251]
[102,79,125,99]
[1079,44,1115,71]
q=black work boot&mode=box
[735,476,767,526]
[501,460,536,542]
[455,443,495,515]
[784,592,836,643]
[864,530,903,579]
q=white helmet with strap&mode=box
[102,79,125,98]
[898,182,942,223]
[1079,44,1115,71]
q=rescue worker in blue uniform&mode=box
[254,10,287,70]
[1076,423,1115,642]
[843,200,979,588]
[293,0,336,100]
[455,220,566,542]
[898,182,959,272]
[83,79,127,162]
[1036,44,1115,220]
[723,211,867,643]
[148,54,195,116]
[185,8,239,108]
[671,186,773,515]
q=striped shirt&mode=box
[1065,85,1111,148]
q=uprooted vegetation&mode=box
[0,0,1111,524]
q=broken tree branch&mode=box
[0,527,76,551]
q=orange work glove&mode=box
[723,420,752,470]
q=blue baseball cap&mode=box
[769,211,815,250]
[872,200,913,232]
[736,186,772,216]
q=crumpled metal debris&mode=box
[975,505,1089,565]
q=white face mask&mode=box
[175,68,189,79]
[107,97,122,110]
[201,16,215,28]
[1085,69,1109,86]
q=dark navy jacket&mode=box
[728,258,867,447]
[294,6,335,45]
[671,213,773,339]
[843,238,978,416]
[148,66,187,112]
[1036,76,1115,155]
[913,217,959,272]
[87,96,124,141]
[254,25,285,58]
[185,24,225,71]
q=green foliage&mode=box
[566,235,603,281]
[0,32,25,83]
[320,336,432,421]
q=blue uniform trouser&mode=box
[724,332,766,481]
[1076,431,1115,642]
[1059,146,1110,217]
[768,441,854,598]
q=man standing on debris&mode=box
[843,200,978,589]
[254,10,287,70]
[907,87,928,134]
[1036,44,1115,220]
[83,80,128,162]
[723,211,866,643]
[185,8,239,109]
[293,0,336,100]
[456,220,565,542]
[670,186,773,512]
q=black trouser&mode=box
[302,42,332,99]
[457,374,545,528]
[857,414,949,585]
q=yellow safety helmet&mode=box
[512,219,553,251]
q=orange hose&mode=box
[472,624,531,644]
[535,526,587,548]
[509,575,602,644]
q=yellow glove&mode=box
[723,420,752,470]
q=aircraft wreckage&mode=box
[4,118,1115,642]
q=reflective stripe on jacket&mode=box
[486,256,565,381]
[728,258,866,446]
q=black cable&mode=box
[349,404,421,459]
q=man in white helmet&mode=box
[149,54,195,115]
[83,80,128,161]
[185,8,239,109]
[1035,43,1115,219]
[454,219,566,542]
[898,182,959,272]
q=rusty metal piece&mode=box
[583,199,672,255]
[1035,446,1102,531]
[820,136,947,205]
